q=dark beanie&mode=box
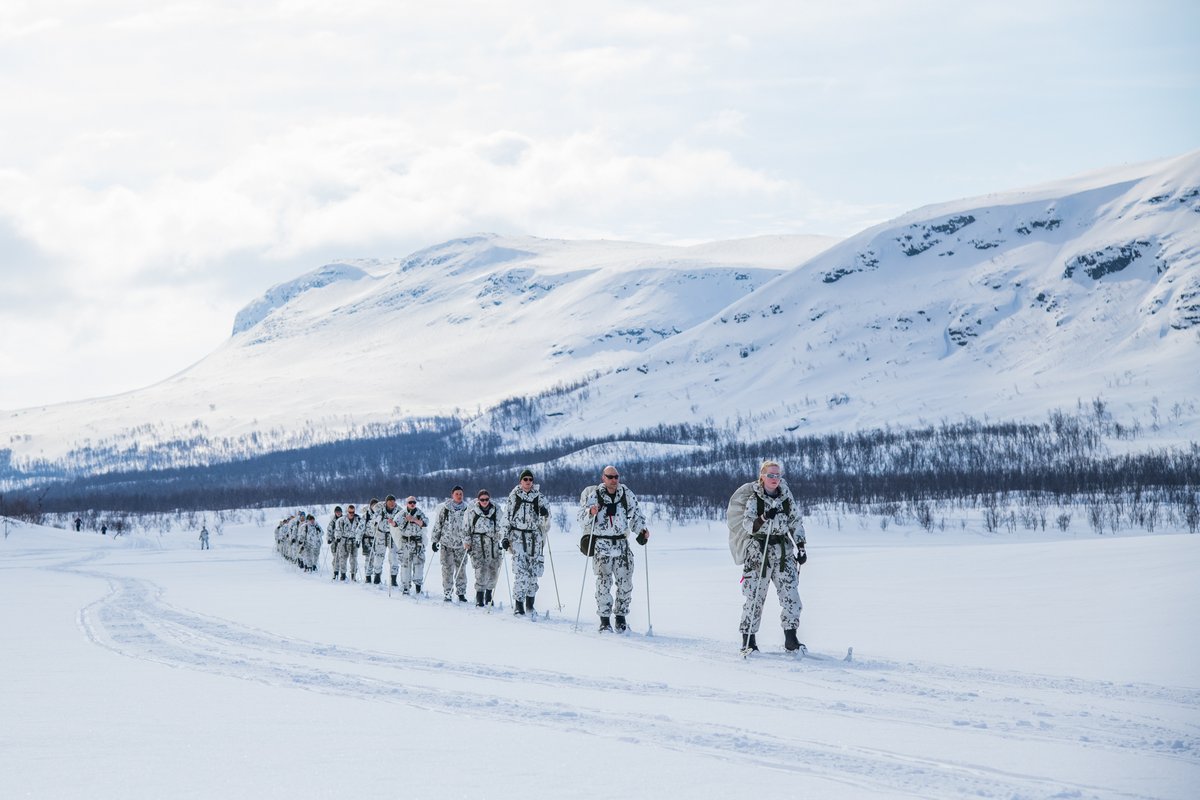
[519,468,534,481]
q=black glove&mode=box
[538,506,550,518]
[635,529,648,546]
[501,538,511,550]
[763,507,780,520]
[432,541,439,552]
[795,546,807,566]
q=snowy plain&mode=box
[3,509,1197,799]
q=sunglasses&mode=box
[764,472,783,479]
[602,473,619,479]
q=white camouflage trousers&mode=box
[335,538,359,577]
[467,535,500,592]
[397,537,425,588]
[439,544,468,596]
[509,529,544,601]
[592,537,634,617]
[367,533,390,577]
[739,539,802,634]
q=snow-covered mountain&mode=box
[474,151,1200,447]
[0,235,835,471]
[2,150,1198,479]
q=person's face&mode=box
[520,476,534,488]
[452,490,464,503]
[479,495,491,507]
[761,466,782,491]
[602,469,619,487]
[385,499,396,510]
[347,507,356,518]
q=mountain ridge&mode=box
[2,152,1197,479]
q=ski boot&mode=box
[740,633,759,655]
[475,590,485,607]
[784,628,804,653]
[614,615,627,633]
[513,599,525,616]
[599,616,613,632]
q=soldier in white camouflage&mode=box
[463,489,502,607]
[361,499,379,579]
[732,460,806,654]
[431,486,470,602]
[339,504,365,581]
[395,496,428,594]
[301,514,323,572]
[501,469,551,616]
[577,466,649,632]
[326,506,343,579]
[367,496,400,585]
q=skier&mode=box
[431,486,470,602]
[463,489,502,607]
[501,469,551,616]
[727,459,806,655]
[74,517,82,532]
[577,466,649,632]
[199,526,210,550]
[395,496,428,594]
[339,504,365,581]
[368,496,401,585]
[361,499,379,579]
[302,514,323,572]
[326,506,344,579]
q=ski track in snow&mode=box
[58,551,1197,800]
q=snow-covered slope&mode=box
[3,151,1198,476]
[479,151,1200,445]
[0,234,835,469]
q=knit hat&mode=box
[519,468,534,481]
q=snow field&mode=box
[1,514,1197,799]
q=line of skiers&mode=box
[272,461,808,653]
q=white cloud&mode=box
[0,0,1197,408]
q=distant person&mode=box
[337,504,365,582]
[431,486,470,602]
[326,506,344,579]
[726,459,806,655]
[367,496,400,586]
[577,466,648,632]
[361,499,379,578]
[502,469,551,616]
[199,526,210,550]
[101,524,107,536]
[463,489,501,607]
[74,517,82,532]
[395,496,428,595]
[301,514,323,572]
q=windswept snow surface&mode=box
[3,514,1197,799]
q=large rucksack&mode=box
[727,483,794,564]
[726,482,758,565]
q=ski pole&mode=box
[501,541,514,611]
[421,540,436,587]
[454,543,470,599]
[544,525,563,611]
[642,537,653,637]
[573,537,592,633]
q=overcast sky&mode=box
[1,0,1197,411]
